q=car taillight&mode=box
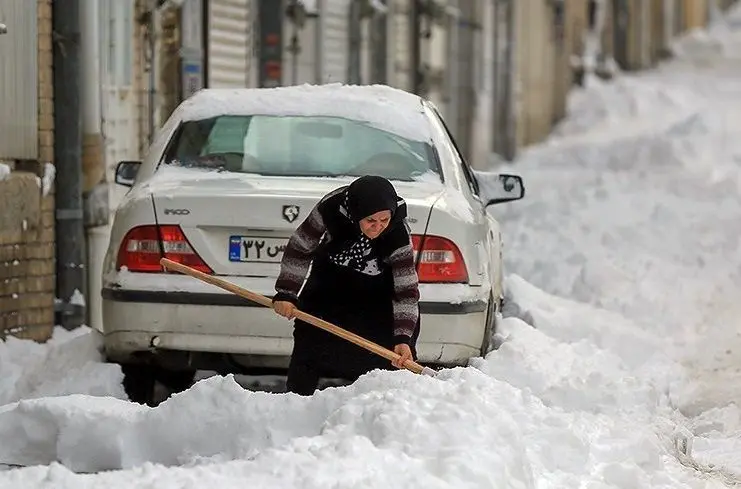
[117,226,161,273]
[411,234,469,283]
[159,225,213,274]
[116,225,213,274]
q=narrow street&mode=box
[1,1,740,488]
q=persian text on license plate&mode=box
[228,236,288,263]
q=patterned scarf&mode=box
[328,191,377,273]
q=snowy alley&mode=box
[2,6,741,489]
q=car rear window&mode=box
[159,115,441,181]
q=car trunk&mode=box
[150,174,442,277]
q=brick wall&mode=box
[0,0,55,342]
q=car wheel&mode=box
[157,367,196,394]
[121,363,157,406]
[480,294,501,357]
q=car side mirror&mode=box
[472,171,525,206]
[115,161,141,187]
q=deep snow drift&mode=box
[496,16,741,418]
[0,327,126,406]
[2,6,741,488]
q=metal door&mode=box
[207,0,253,87]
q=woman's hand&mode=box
[392,344,413,369]
[273,300,297,320]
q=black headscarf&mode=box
[345,175,399,222]
[328,176,403,274]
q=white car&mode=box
[101,83,524,403]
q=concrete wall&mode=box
[510,0,591,150]
[566,0,590,77]
[514,0,559,148]
[683,0,709,29]
[0,0,55,342]
[626,0,652,70]
[599,0,616,65]
[651,0,669,60]
[601,0,654,72]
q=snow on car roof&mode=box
[175,83,433,143]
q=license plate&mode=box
[228,236,288,263]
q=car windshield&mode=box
[160,114,440,181]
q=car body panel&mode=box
[101,84,523,372]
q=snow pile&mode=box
[1,6,741,488]
[492,3,741,482]
[0,327,126,407]
[0,303,691,487]
[0,163,10,182]
[36,162,55,197]
[549,75,698,141]
[69,289,86,307]
[497,74,741,338]
[680,404,741,480]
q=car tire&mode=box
[157,367,196,394]
[480,293,502,357]
[121,363,157,406]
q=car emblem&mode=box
[282,205,300,223]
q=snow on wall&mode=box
[36,162,55,197]
[0,163,10,182]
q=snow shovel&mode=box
[159,258,437,377]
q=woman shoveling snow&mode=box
[272,175,422,395]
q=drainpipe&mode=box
[80,0,110,332]
[53,0,87,330]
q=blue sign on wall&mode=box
[182,60,203,99]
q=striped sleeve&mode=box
[273,203,327,305]
[386,235,420,343]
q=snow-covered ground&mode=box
[2,6,741,488]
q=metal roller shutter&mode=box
[207,0,253,87]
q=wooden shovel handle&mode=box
[159,258,433,376]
